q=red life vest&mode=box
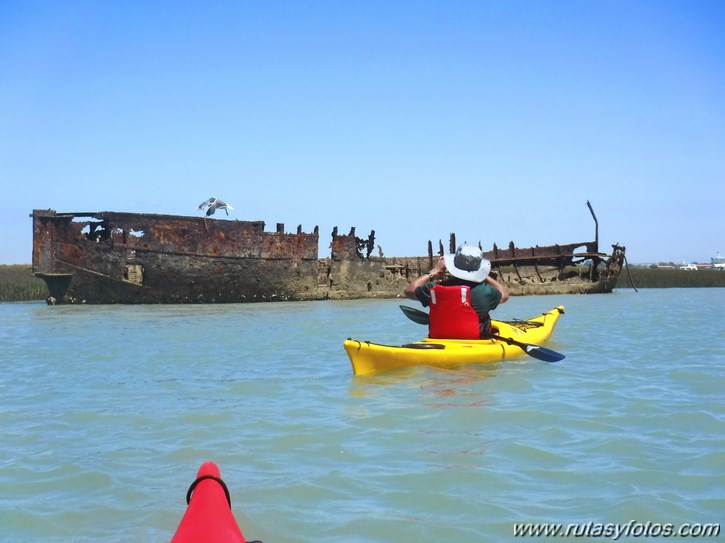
[428,285,481,339]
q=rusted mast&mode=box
[586,200,599,250]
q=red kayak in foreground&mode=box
[171,461,256,543]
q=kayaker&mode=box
[404,244,509,339]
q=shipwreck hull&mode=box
[423,237,625,297]
[30,210,414,304]
[31,210,325,304]
[31,203,625,305]
[483,240,624,296]
[36,255,322,304]
[431,200,626,296]
[493,259,623,296]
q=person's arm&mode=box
[485,274,510,304]
[404,257,446,300]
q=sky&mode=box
[1,0,723,265]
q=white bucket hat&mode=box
[444,245,491,283]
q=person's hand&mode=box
[429,256,446,279]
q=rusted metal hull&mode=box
[481,240,625,296]
[31,210,327,304]
[31,204,625,305]
[430,200,626,296]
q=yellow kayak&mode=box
[344,306,565,375]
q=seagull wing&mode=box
[198,197,216,210]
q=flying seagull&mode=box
[198,197,233,216]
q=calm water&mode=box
[1,289,723,542]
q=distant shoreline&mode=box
[614,267,725,290]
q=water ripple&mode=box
[0,291,723,541]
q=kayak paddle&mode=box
[399,304,431,325]
[399,305,565,363]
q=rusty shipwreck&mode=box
[31,202,625,304]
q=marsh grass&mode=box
[616,268,725,289]
[0,265,49,301]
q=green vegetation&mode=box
[616,268,725,289]
[0,265,48,302]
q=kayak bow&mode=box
[171,461,255,543]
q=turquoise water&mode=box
[1,289,723,542]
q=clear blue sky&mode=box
[2,0,723,265]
